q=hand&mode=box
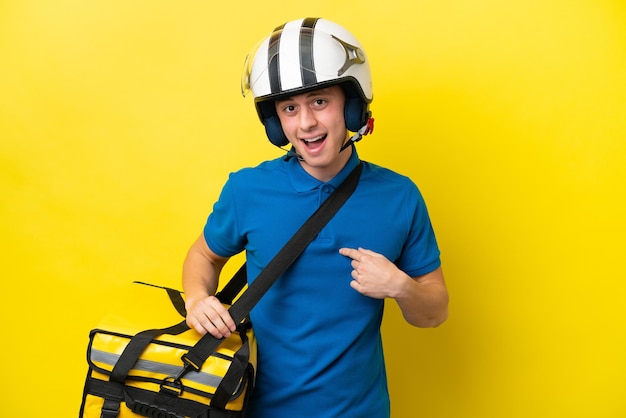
[339,247,406,299]
[185,295,236,338]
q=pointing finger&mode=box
[339,247,359,259]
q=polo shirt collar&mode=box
[286,146,361,193]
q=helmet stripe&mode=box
[268,23,285,94]
[300,17,319,87]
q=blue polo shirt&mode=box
[204,149,440,417]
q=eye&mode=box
[312,98,327,107]
[281,104,296,114]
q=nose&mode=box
[298,107,317,130]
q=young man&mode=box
[183,18,448,417]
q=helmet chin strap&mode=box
[339,117,375,153]
[284,147,304,161]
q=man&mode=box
[183,17,448,417]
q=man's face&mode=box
[275,85,350,181]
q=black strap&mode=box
[209,326,251,409]
[214,263,247,305]
[133,281,188,317]
[103,161,362,415]
[182,162,362,371]
[109,320,189,384]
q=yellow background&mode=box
[1,1,625,417]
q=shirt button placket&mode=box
[317,185,335,240]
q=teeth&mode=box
[303,135,325,143]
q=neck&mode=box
[300,145,353,182]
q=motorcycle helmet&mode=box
[241,17,373,146]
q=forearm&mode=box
[182,235,226,307]
[339,247,449,327]
[392,267,449,328]
[182,235,236,337]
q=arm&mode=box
[339,247,449,328]
[182,234,237,338]
[393,266,448,328]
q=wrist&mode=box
[184,291,210,311]
[390,270,413,300]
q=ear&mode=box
[264,115,289,147]
[344,97,368,132]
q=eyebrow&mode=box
[277,88,334,103]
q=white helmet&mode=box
[241,17,373,146]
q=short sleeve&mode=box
[203,175,246,257]
[395,183,441,277]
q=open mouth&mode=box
[302,134,327,149]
